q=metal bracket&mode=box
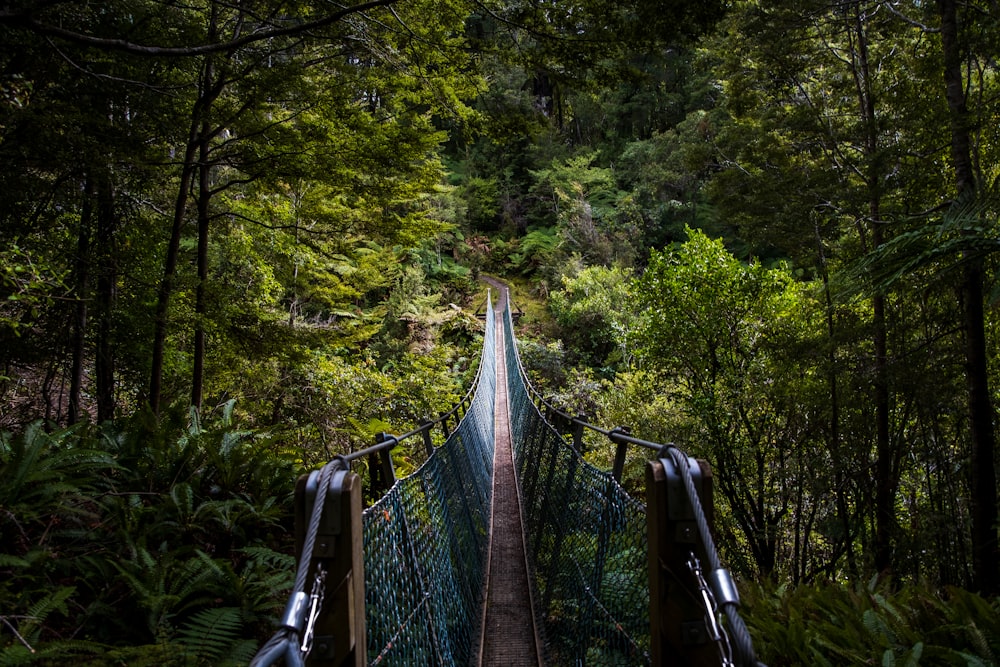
[660,454,703,521]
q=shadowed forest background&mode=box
[3,0,1000,663]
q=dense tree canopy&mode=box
[4,0,1000,662]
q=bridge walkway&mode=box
[479,293,543,666]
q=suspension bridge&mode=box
[251,289,764,667]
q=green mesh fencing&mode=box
[361,304,496,666]
[503,303,651,666]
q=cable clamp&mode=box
[709,568,740,609]
[301,564,327,657]
[280,591,309,633]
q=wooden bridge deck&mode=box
[478,304,543,666]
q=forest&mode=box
[2,0,1000,663]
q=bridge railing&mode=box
[501,290,763,667]
[252,285,763,667]
[252,294,497,667]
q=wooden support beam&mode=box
[295,469,367,667]
[646,456,717,667]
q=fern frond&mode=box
[29,638,105,662]
[9,586,78,645]
[25,586,74,623]
[222,638,259,666]
[0,554,30,569]
[237,546,295,571]
[957,651,993,667]
[176,606,244,662]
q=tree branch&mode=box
[884,1,938,33]
[0,0,400,57]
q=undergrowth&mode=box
[0,405,299,665]
[743,577,1000,666]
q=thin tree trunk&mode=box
[815,219,857,576]
[937,0,998,595]
[149,51,224,415]
[95,170,118,422]
[191,6,223,413]
[69,177,95,424]
[872,287,893,576]
[149,135,198,415]
[845,0,895,578]
[192,113,212,411]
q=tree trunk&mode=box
[149,50,224,415]
[149,136,198,415]
[937,0,998,595]
[845,0,895,578]
[872,288,894,577]
[69,177,94,424]
[192,112,213,412]
[815,219,857,576]
[191,9,222,414]
[962,265,997,593]
[95,171,118,422]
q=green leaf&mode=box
[177,607,247,663]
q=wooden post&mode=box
[420,418,435,457]
[646,456,716,667]
[572,414,586,454]
[375,432,396,491]
[295,468,367,667]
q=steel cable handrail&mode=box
[501,288,764,667]
[250,293,497,667]
[250,462,340,667]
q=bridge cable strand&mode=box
[504,288,762,666]
[250,460,341,667]
[658,445,766,667]
[503,293,651,664]
[360,291,496,664]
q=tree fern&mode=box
[842,196,1000,300]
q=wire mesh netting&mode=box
[361,302,496,666]
[503,303,651,666]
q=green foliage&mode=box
[634,228,822,577]
[845,198,1000,300]
[0,417,300,661]
[744,580,1000,666]
[506,227,562,277]
[0,242,71,337]
[548,265,636,371]
[177,607,257,666]
[457,176,503,232]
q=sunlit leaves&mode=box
[0,243,71,336]
[636,228,819,576]
[549,265,636,370]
